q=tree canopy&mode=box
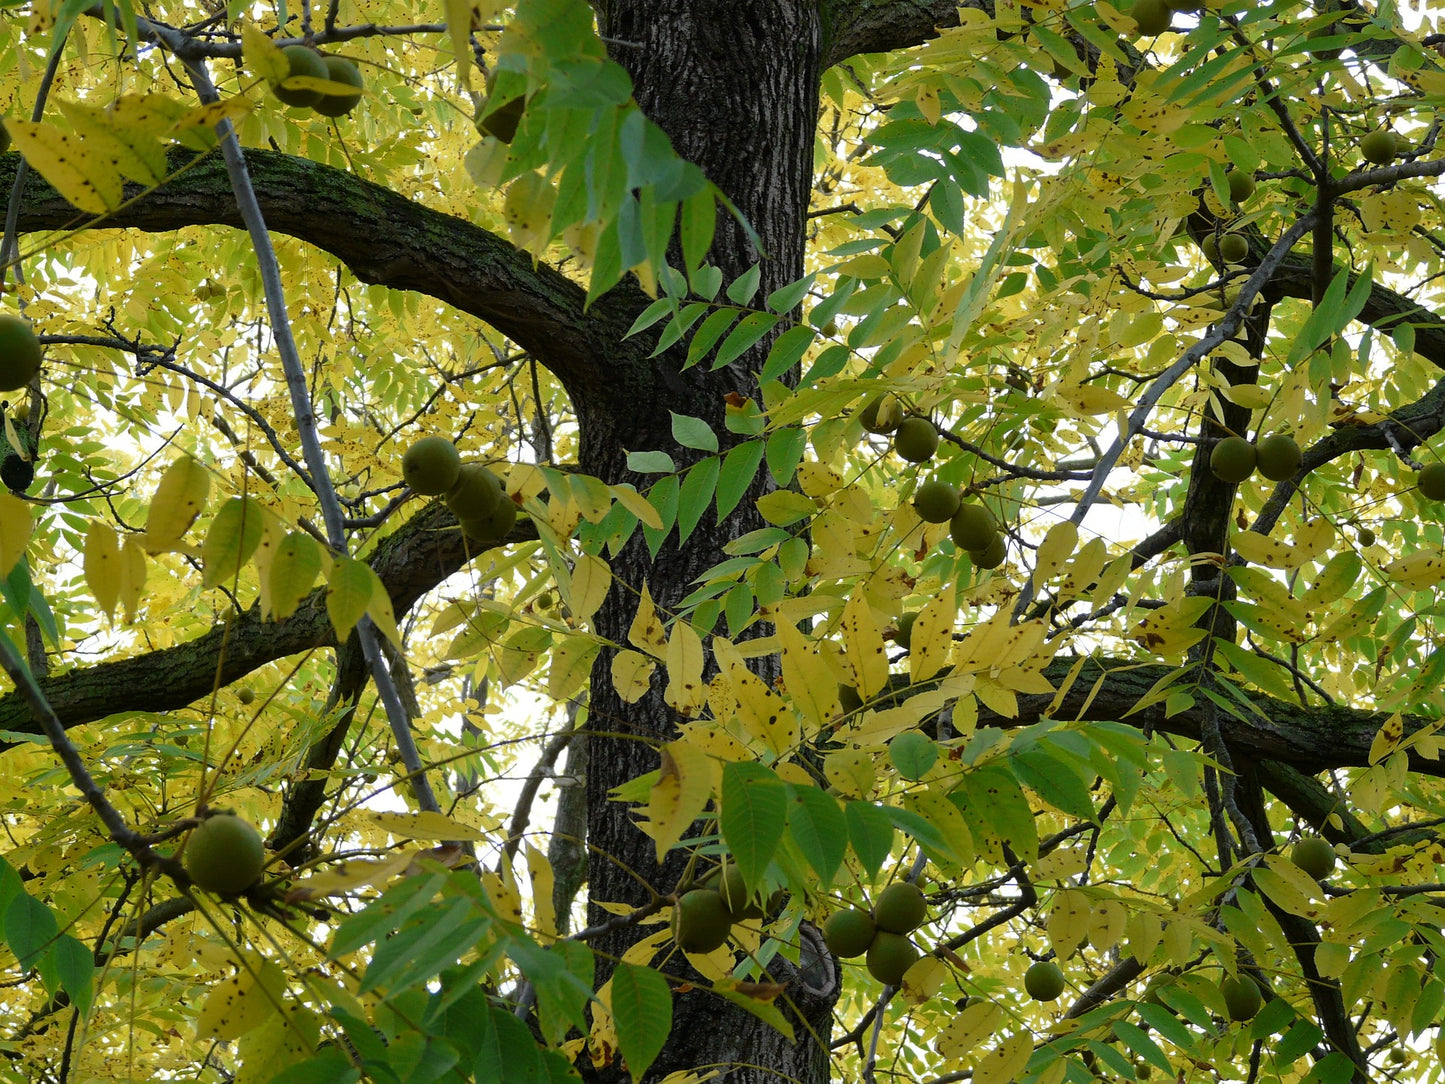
[0,0,1444,1082]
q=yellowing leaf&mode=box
[1032,521,1078,586]
[935,1000,1006,1060]
[1369,712,1405,765]
[117,538,147,621]
[570,553,613,623]
[266,532,324,621]
[368,810,486,841]
[549,636,603,701]
[142,455,210,553]
[729,665,798,756]
[57,99,168,186]
[841,593,889,699]
[6,119,123,214]
[665,619,706,717]
[755,490,816,526]
[612,649,656,703]
[326,556,375,642]
[975,1033,1033,1084]
[201,497,266,589]
[82,519,119,618]
[610,483,665,529]
[195,957,286,1041]
[286,851,417,900]
[1057,384,1132,415]
[0,493,32,579]
[638,739,718,862]
[628,583,668,657]
[524,844,558,940]
[366,571,403,648]
[777,622,837,733]
[909,591,955,684]
[1381,551,1445,590]
[241,22,290,83]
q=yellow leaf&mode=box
[796,463,846,498]
[570,474,613,523]
[201,497,266,589]
[1230,530,1296,569]
[729,665,798,756]
[287,852,417,900]
[569,553,612,622]
[935,1000,1006,1059]
[525,844,558,940]
[82,520,120,618]
[1221,384,1273,410]
[445,0,476,89]
[195,957,286,1041]
[266,532,324,621]
[1369,712,1405,766]
[1380,551,1445,590]
[241,22,290,83]
[1046,887,1091,955]
[117,538,147,621]
[638,739,719,863]
[6,119,123,214]
[755,490,816,526]
[610,483,664,529]
[612,649,656,703]
[777,622,837,733]
[57,99,167,186]
[909,591,954,684]
[975,1033,1033,1084]
[326,556,374,642]
[823,748,876,798]
[628,583,668,657]
[368,810,486,841]
[142,455,210,553]
[841,593,889,699]
[665,619,706,717]
[366,570,403,647]
[1032,521,1078,586]
[548,636,602,701]
[0,493,32,579]
[1056,384,1133,415]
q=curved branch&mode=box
[0,148,646,405]
[0,501,530,739]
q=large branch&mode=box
[822,0,975,68]
[0,501,488,740]
[0,148,646,404]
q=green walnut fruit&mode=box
[313,55,364,117]
[893,417,939,463]
[673,889,733,954]
[874,882,927,934]
[1360,129,1398,166]
[859,395,903,435]
[1132,0,1172,35]
[717,863,763,921]
[1219,233,1250,264]
[914,479,962,523]
[950,503,997,552]
[1255,434,1301,481]
[823,908,877,958]
[460,494,518,544]
[273,45,329,108]
[0,315,42,392]
[889,731,939,781]
[1291,837,1336,880]
[185,813,266,895]
[1227,170,1256,203]
[1417,462,1445,501]
[236,686,256,706]
[1210,436,1257,483]
[1219,974,1262,1021]
[970,532,1007,570]
[1200,233,1221,265]
[402,436,462,496]
[446,463,504,520]
[1024,960,1066,1001]
[1357,526,1376,547]
[866,931,920,986]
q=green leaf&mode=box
[505,937,594,1044]
[785,784,847,884]
[625,297,676,339]
[712,311,781,370]
[51,934,94,1019]
[611,963,671,1082]
[685,308,740,368]
[1111,1019,1171,1074]
[360,897,488,995]
[845,801,895,879]
[765,426,807,485]
[725,264,762,305]
[680,188,716,273]
[715,441,764,521]
[670,412,718,453]
[201,496,266,589]
[1302,1054,1359,1084]
[327,556,377,643]
[626,450,677,474]
[1010,741,1097,821]
[676,456,719,546]
[954,763,1038,863]
[265,1053,362,1084]
[268,531,324,621]
[765,273,815,315]
[4,890,57,972]
[760,324,816,383]
[720,761,788,888]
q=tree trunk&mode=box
[576,4,838,1081]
